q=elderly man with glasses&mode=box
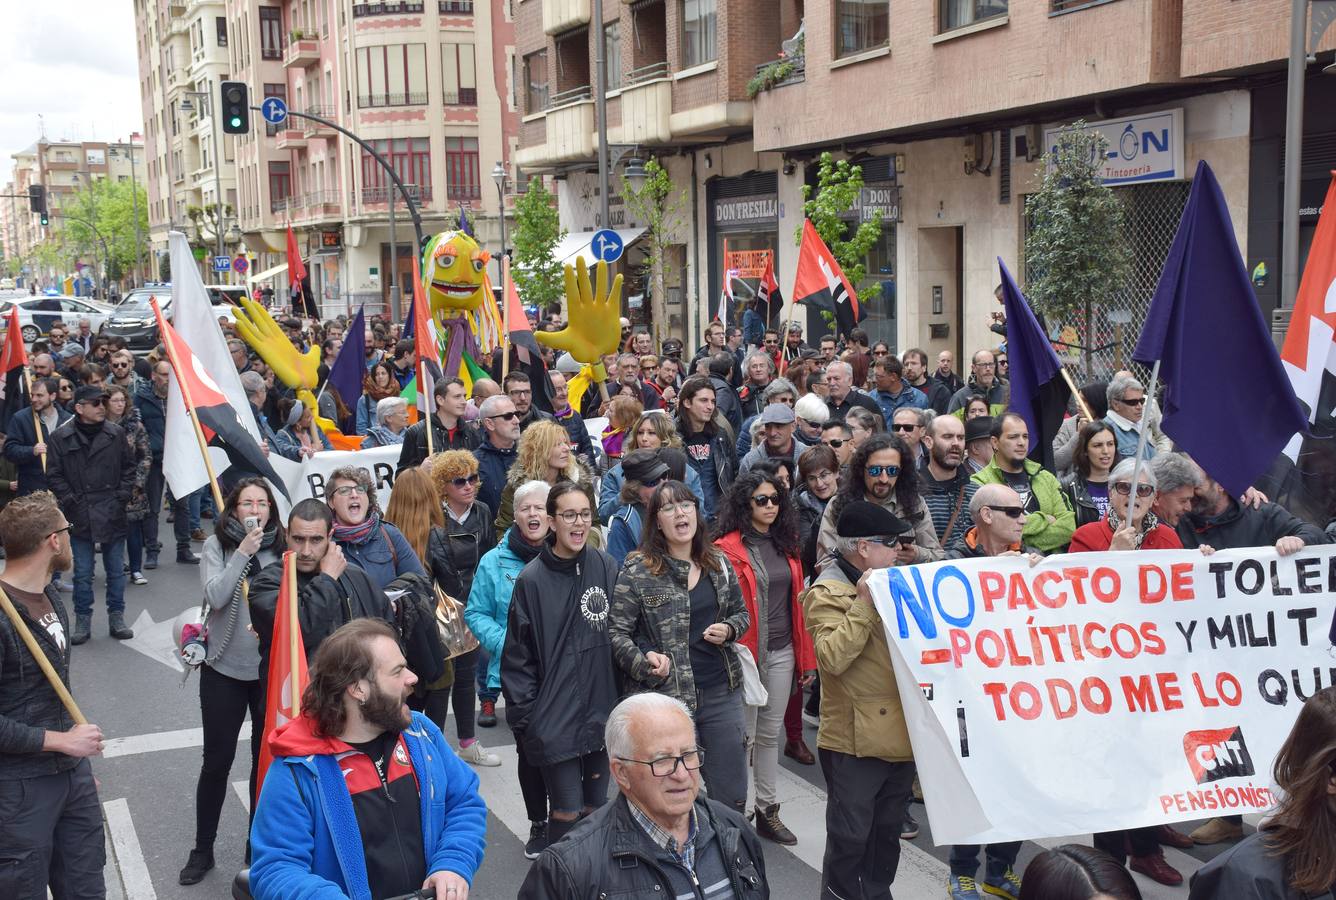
[1102,372,1158,461]
[472,394,522,516]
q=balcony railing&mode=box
[358,91,429,107]
[443,88,478,106]
[361,184,432,204]
[303,190,342,208]
[302,106,336,133]
[438,0,473,11]
[260,45,282,60]
[270,196,291,213]
[626,61,669,86]
[352,1,424,16]
[448,184,481,201]
[547,84,591,109]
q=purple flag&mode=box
[1132,160,1307,498]
[327,306,367,433]
[998,258,1070,470]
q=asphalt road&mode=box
[44,508,1244,900]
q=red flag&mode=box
[505,267,540,364]
[285,225,307,292]
[1281,171,1336,440]
[255,551,308,800]
[411,255,442,419]
[793,219,862,336]
[0,306,29,426]
[756,252,782,313]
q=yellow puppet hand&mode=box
[234,298,321,391]
[535,258,623,366]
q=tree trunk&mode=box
[1082,297,1094,379]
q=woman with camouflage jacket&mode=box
[608,479,751,814]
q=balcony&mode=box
[284,38,321,68]
[270,195,292,214]
[302,106,337,137]
[303,190,342,214]
[749,55,805,96]
[543,0,589,35]
[618,62,672,144]
[361,184,432,204]
[546,87,595,162]
[443,88,477,106]
[274,129,308,150]
[358,91,429,108]
[260,45,283,61]
[352,1,424,16]
[438,0,472,11]
[448,183,482,202]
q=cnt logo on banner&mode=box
[868,546,1336,844]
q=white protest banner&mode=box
[868,545,1336,844]
[271,445,403,510]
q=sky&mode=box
[0,3,143,171]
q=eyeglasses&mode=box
[1119,396,1147,406]
[866,465,900,478]
[78,397,105,407]
[331,485,370,497]
[508,389,532,398]
[111,362,130,369]
[45,524,73,539]
[974,362,995,369]
[1112,482,1155,497]
[986,505,1025,519]
[891,423,917,433]
[873,350,889,357]
[751,493,780,507]
[764,339,779,345]
[658,500,696,516]
[867,537,913,548]
[555,509,594,524]
[487,411,520,421]
[617,749,705,777]
[450,474,480,488]
[822,438,846,448]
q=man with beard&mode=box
[249,499,393,673]
[4,377,70,496]
[920,414,979,548]
[971,413,1074,554]
[0,492,107,897]
[249,618,486,900]
[902,348,951,415]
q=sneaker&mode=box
[753,804,797,846]
[523,821,547,860]
[948,874,982,900]
[131,571,148,585]
[178,848,214,885]
[900,811,919,840]
[1129,852,1183,886]
[478,699,497,727]
[982,867,1022,900]
[458,740,501,767]
[1190,817,1244,845]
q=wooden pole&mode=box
[0,584,86,725]
[153,301,227,511]
[285,550,299,713]
[26,370,45,473]
[1060,368,1095,421]
[501,255,511,380]
[420,359,435,457]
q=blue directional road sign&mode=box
[590,229,624,263]
[212,256,231,273]
[260,97,288,126]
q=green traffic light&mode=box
[230,116,242,128]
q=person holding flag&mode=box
[4,377,68,497]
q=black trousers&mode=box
[516,742,549,824]
[194,664,263,850]
[818,747,916,900]
[0,759,105,900]
[1093,827,1158,862]
[145,457,191,554]
[427,647,477,742]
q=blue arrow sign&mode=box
[261,97,288,126]
[590,228,624,263]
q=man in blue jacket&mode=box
[250,617,487,900]
[3,377,70,497]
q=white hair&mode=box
[1109,457,1157,490]
[376,396,407,425]
[827,361,853,380]
[513,479,552,511]
[605,693,695,761]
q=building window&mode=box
[216,16,228,46]
[835,0,889,57]
[604,23,620,90]
[439,0,473,11]
[682,0,716,68]
[259,7,283,59]
[939,0,1007,31]
[356,44,429,106]
[445,137,481,200]
[442,42,477,105]
[269,162,291,208]
[360,138,432,202]
[524,50,548,114]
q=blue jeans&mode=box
[188,488,203,533]
[71,537,127,617]
[949,842,1022,878]
[127,521,145,573]
[475,646,498,702]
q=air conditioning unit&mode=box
[1015,124,1043,162]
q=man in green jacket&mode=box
[801,500,916,900]
[970,412,1074,554]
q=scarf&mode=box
[75,419,102,440]
[332,509,382,546]
[835,554,864,587]
[507,525,544,564]
[1107,507,1160,550]
[221,517,280,575]
[539,538,584,574]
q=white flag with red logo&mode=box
[1280,173,1336,454]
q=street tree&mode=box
[798,152,884,319]
[510,177,565,317]
[620,159,688,344]
[63,178,150,284]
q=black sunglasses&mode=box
[822,438,846,448]
[751,494,780,507]
[1120,397,1147,406]
[46,524,73,539]
[891,423,917,432]
[487,411,520,421]
[986,505,1025,519]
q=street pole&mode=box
[388,185,401,322]
[128,141,145,288]
[592,0,610,230]
[208,98,226,268]
[1277,0,1308,346]
[497,177,507,286]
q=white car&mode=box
[0,295,117,343]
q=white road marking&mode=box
[233,779,251,813]
[103,724,249,758]
[121,608,200,672]
[104,798,157,900]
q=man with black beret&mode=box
[800,500,917,900]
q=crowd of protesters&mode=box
[1,305,1334,900]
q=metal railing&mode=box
[448,184,481,201]
[547,84,591,109]
[438,0,473,11]
[352,1,424,16]
[270,196,291,213]
[260,46,282,60]
[304,190,341,208]
[357,91,429,107]
[626,61,670,86]
[361,184,431,204]
[302,106,336,132]
[752,55,805,87]
[443,88,478,106]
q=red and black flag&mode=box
[151,298,290,500]
[0,305,29,428]
[756,252,783,318]
[794,219,862,337]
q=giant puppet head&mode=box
[423,231,491,316]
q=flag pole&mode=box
[501,254,511,380]
[1125,359,1161,507]
[285,550,299,719]
[25,370,45,473]
[420,359,435,457]
[0,584,87,725]
[1059,368,1095,421]
[154,301,227,511]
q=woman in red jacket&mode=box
[1069,457,1193,885]
[716,469,816,847]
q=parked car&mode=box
[102,286,240,352]
[0,295,117,343]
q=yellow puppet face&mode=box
[422,231,490,315]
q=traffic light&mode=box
[220,80,250,135]
[28,185,48,226]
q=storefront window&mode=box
[857,226,897,351]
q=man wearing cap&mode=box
[606,450,671,564]
[46,385,138,645]
[801,500,918,900]
[963,415,994,475]
[739,403,809,476]
[57,344,86,381]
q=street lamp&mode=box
[492,161,509,287]
[179,91,227,265]
[622,157,649,195]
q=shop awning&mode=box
[553,227,648,267]
[248,262,289,286]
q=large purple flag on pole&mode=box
[998,258,1069,470]
[326,306,367,433]
[1132,160,1306,498]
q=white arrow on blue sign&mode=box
[590,229,624,263]
[212,256,232,272]
[260,97,288,126]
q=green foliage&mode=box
[620,159,688,338]
[746,60,797,98]
[61,178,150,282]
[511,177,565,312]
[1024,122,1131,347]
[798,152,883,303]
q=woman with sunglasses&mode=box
[423,451,501,768]
[715,470,817,845]
[608,479,751,813]
[1064,421,1120,529]
[1068,458,1192,884]
[598,411,703,520]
